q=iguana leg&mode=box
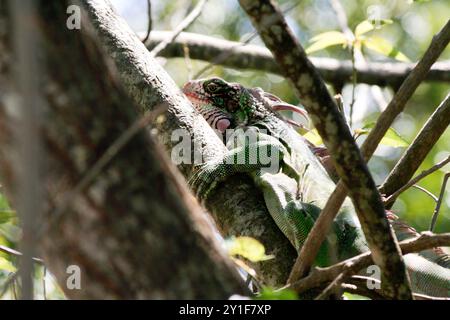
[189,133,288,200]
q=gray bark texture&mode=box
[238,0,412,299]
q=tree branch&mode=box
[83,0,296,287]
[144,31,450,86]
[381,94,450,203]
[141,0,152,43]
[344,276,450,300]
[383,155,450,207]
[288,232,450,296]
[287,18,450,290]
[149,0,207,58]
[239,0,412,299]
[430,172,450,231]
[0,0,248,299]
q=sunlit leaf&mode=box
[359,123,409,148]
[225,236,274,262]
[306,31,348,54]
[363,37,410,62]
[256,287,298,300]
[354,19,393,37]
[303,129,323,146]
[0,256,16,273]
[343,292,370,300]
[380,130,409,147]
[0,193,11,210]
[355,20,374,37]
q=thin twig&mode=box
[183,43,194,80]
[42,266,47,300]
[141,0,152,44]
[329,0,358,128]
[384,155,450,206]
[0,272,19,298]
[341,282,385,300]
[349,45,356,128]
[149,0,208,58]
[315,270,346,300]
[193,2,300,79]
[411,185,438,203]
[0,245,44,264]
[11,275,18,300]
[430,172,450,231]
[381,93,450,205]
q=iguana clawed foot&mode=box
[188,162,222,201]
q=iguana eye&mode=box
[205,82,219,93]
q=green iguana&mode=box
[182,77,450,298]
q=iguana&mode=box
[182,77,450,298]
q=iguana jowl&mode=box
[182,77,450,298]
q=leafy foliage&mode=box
[356,123,410,148]
[305,19,410,62]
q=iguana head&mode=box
[182,77,261,132]
[182,77,308,133]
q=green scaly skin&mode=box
[182,77,450,298]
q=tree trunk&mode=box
[0,0,247,299]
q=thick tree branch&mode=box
[145,31,450,86]
[287,18,450,291]
[83,0,296,287]
[288,232,450,296]
[381,94,450,204]
[239,0,412,299]
[344,277,450,300]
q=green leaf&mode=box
[363,37,410,62]
[0,256,16,273]
[343,292,370,300]
[303,129,323,145]
[354,19,393,37]
[360,123,409,148]
[355,20,375,37]
[225,236,274,262]
[0,210,15,224]
[0,223,21,242]
[256,287,298,300]
[306,31,348,54]
[0,193,11,211]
